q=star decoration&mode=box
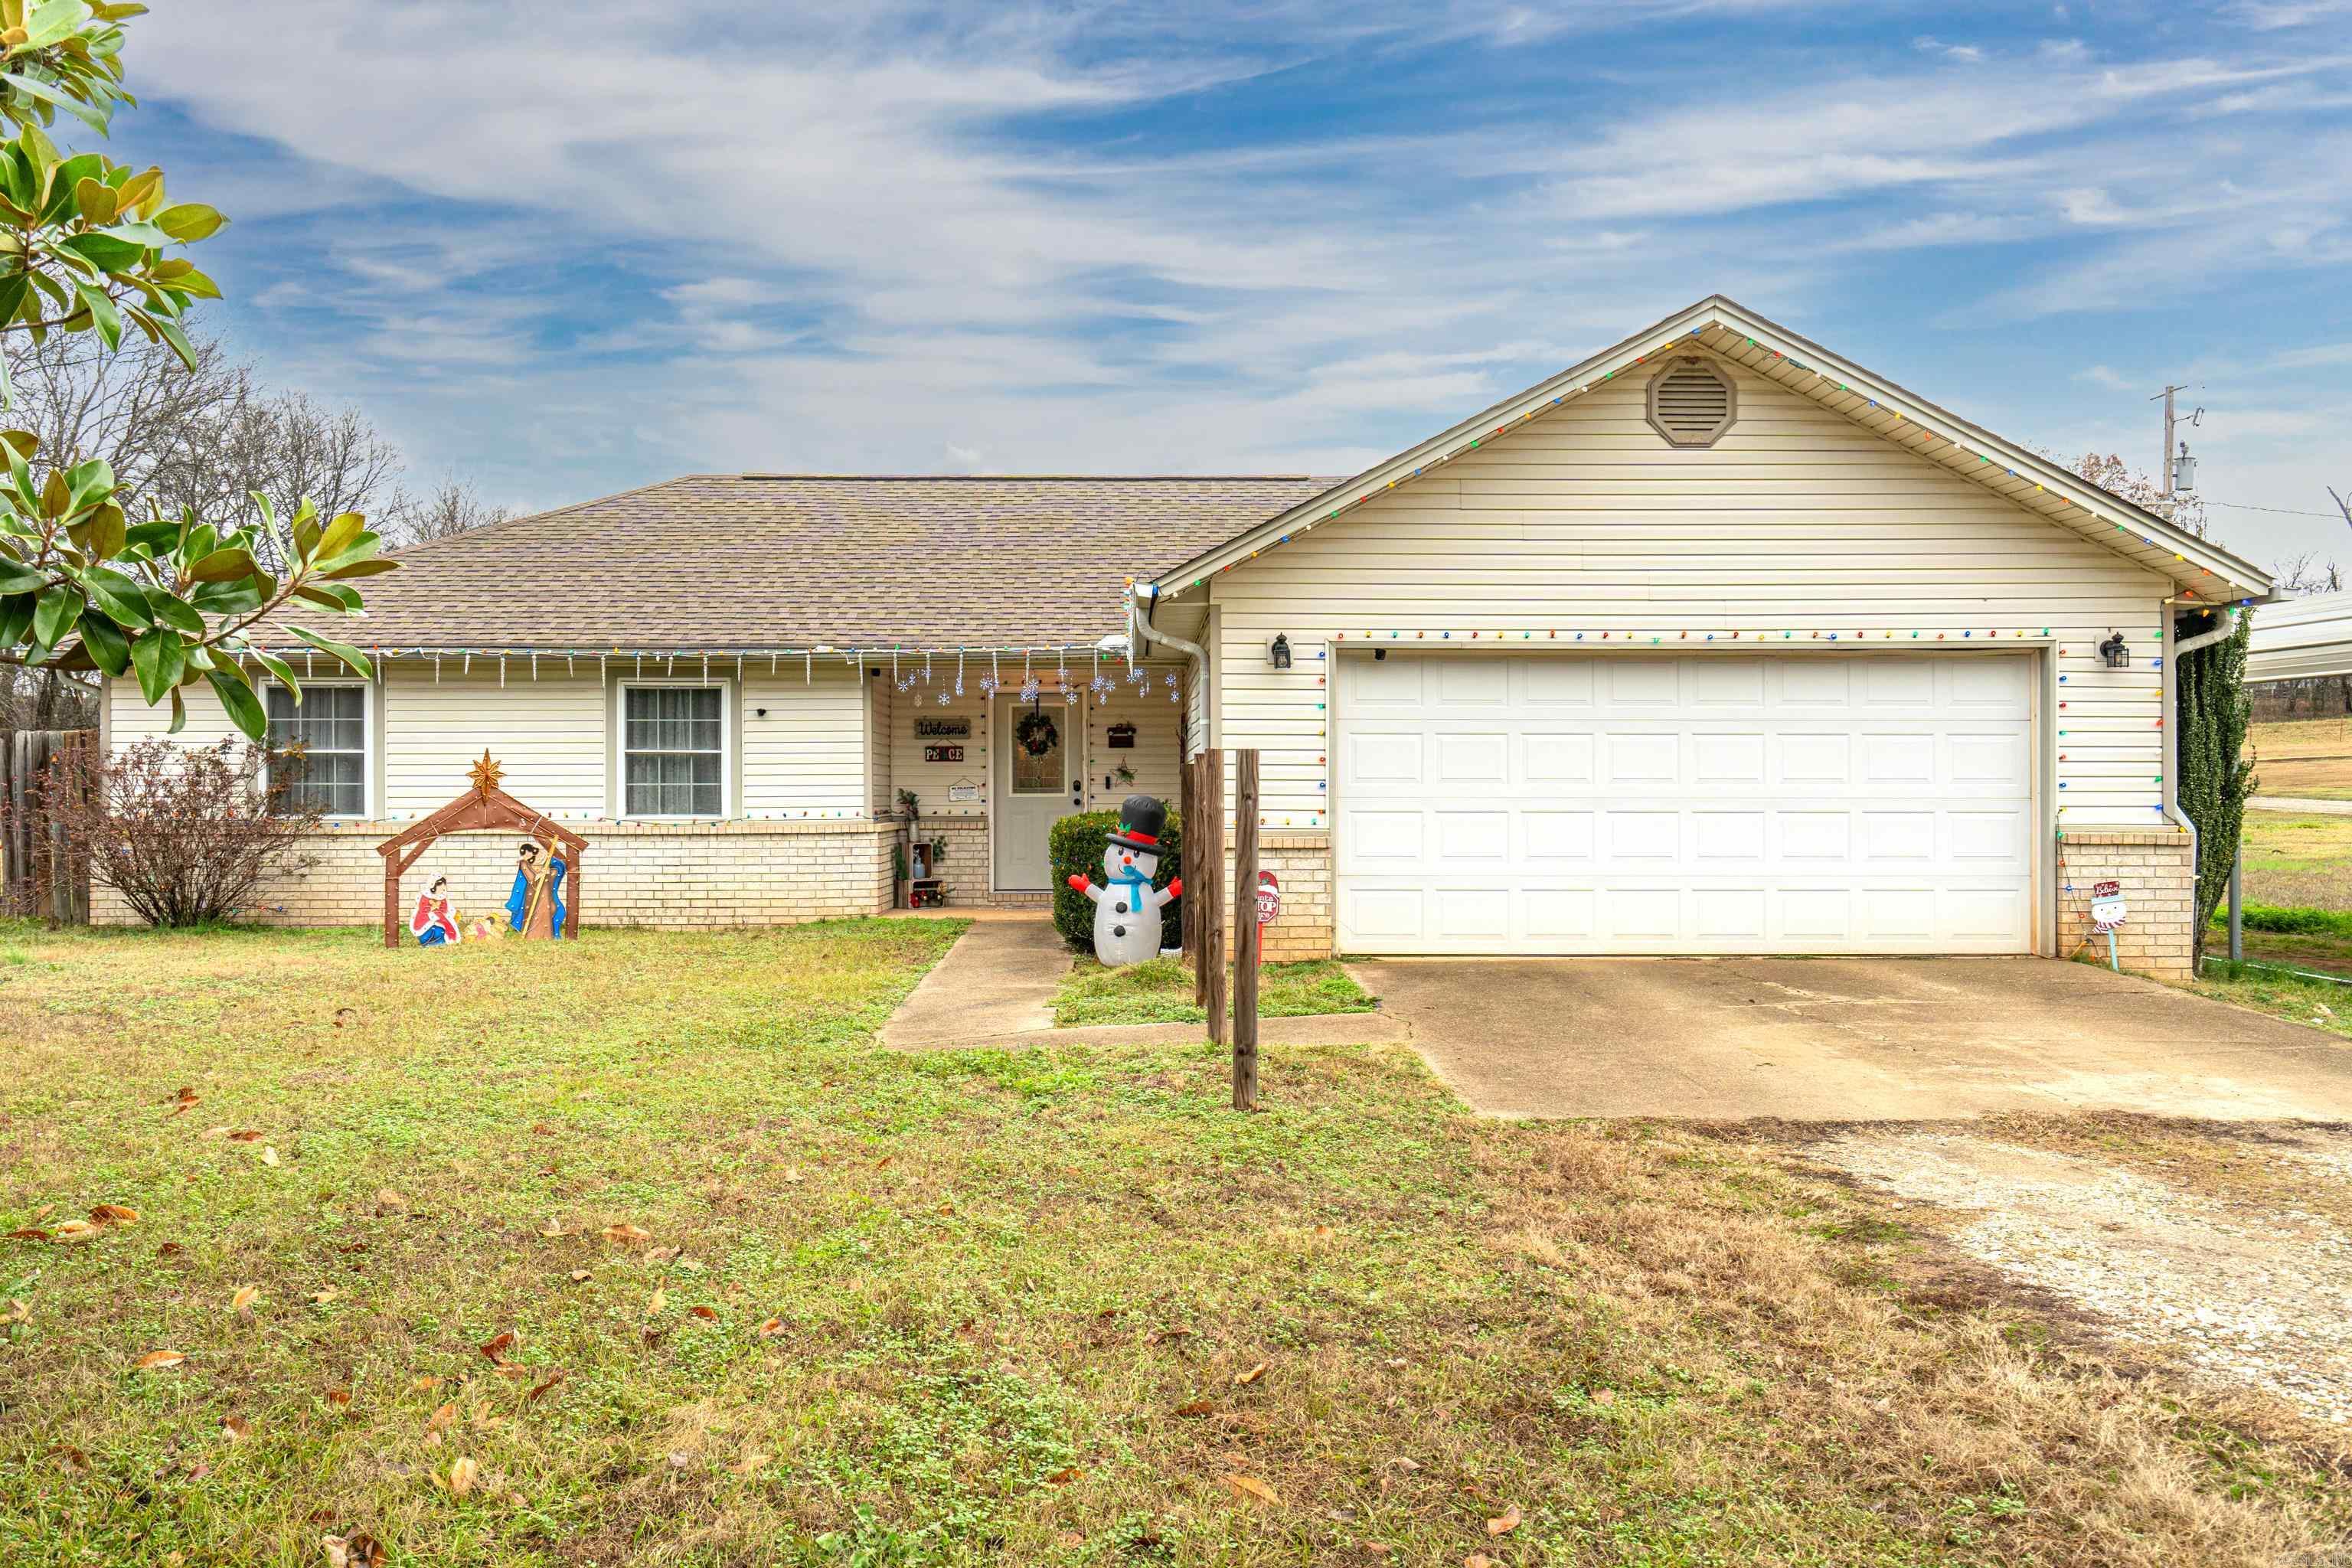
[469,750,504,799]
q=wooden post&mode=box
[1179,750,1199,991]
[1230,750,1260,1111]
[1201,749,1227,1047]
[568,845,583,939]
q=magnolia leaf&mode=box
[447,1455,479,1496]
[76,609,127,673]
[602,1223,650,1244]
[89,1203,137,1223]
[186,545,256,582]
[0,71,109,134]
[29,582,77,648]
[204,662,265,740]
[0,557,44,593]
[229,1283,258,1315]
[1485,1505,1521,1536]
[1233,1361,1267,1386]
[72,279,119,348]
[70,174,114,224]
[127,626,178,702]
[149,590,201,635]
[0,429,33,460]
[132,1348,186,1370]
[1223,1474,1279,1505]
[152,201,220,242]
[478,1329,514,1363]
[315,509,365,560]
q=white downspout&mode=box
[2173,605,2241,657]
[1128,582,1207,665]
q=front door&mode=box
[995,695,1078,889]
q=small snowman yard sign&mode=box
[1068,794,1182,967]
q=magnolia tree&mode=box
[0,0,388,739]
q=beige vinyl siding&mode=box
[1206,350,2172,831]
[106,675,243,753]
[1081,678,1184,812]
[740,661,865,818]
[386,664,606,819]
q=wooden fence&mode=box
[1,728,93,924]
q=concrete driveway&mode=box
[1348,956,2352,1121]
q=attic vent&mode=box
[1645,357,1736,448]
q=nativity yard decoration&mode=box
[1067,794,1181,968]
[374,752,589,949]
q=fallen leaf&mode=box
[524,1370,567,1403]
[1486,1505,1521,1537]
[646,1288,668,1317]
[310,1287,338,1305]
[756,1318,786,1339]
[1466,1557,1495,1568]
[1044,1466,1080,1485]
[230,1284,260,1317]
[52,1444,90,1474]
[54,1220,96,1240]
[447,1456,479,1496]
[668,1451,691,1469]
[567,1269,592,1283]
[8,1227,50,1241]
[325,1388,352,1408]
[413,1374,442,1391]
[202,1126,232,1138]
[90,1204,139,1225]
[174,1086,199,1103]
[603,1223,650,1244]
[133,1349,187,1371]
[227,1130,263,1142]
[781,1167,803,1184]
[1387,1456,1421,1472]
[1366,1546,1393,1559]
[642,1245,681,1265]
[1589,1387,1615,1406]
[4,1298,28,1323]
[730,1449,766,1477]
[1147,1326,1195,1345]
[874,1156,893,1169]
[537,1221,564,1238]
[426,1401,456,1432]
[1233,1362,1268,1386]
[689,1304,717,1320]
[1312,1224,1334,1239]
[479,1331,515,1364]
[158,1241,184,1257]
[220,1414,250,1442]
[1224,1474,1279,1505]
[1057,1531,1086,1549]
[374,1190,408,1214]
[1174,1399,1215,1417]
[341,1532,387,1568]
[261,1146,281,1167]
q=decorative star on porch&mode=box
[468,750,505,800]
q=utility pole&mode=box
[2153,383,2187,508]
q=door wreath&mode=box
[1014,707,1060,758]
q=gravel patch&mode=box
[1816,1128,2352,1424]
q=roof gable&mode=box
[1145,296,2272,606]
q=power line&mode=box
[2203,498,2347,519]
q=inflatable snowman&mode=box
[1069,794,1181,967]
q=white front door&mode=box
[1335,652,2034,955]
[995,696,1079,889]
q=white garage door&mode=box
[1335,653,2034,955]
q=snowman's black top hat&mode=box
[1108,794,1168,853]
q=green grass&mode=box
[2242,810,2352,913]
[1050,957,1377,1027]
[2,920,2347,1566]
[2194,960,2352,1036]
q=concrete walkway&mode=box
[2249,795,2352,816]
[1351,955,2352,1122]
[880,915,1408,1050]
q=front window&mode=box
[624,686,724,817]
[266,684,366,816]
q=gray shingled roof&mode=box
[267,474,1329,653]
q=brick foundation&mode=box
[2056,827,2197,984]
[93,820,898,932]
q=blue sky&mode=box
[109,1,2352,570]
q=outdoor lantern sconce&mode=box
[2099,631,2131,669]
[1269,633,1292,670]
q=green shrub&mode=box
[1050,808,1183,952]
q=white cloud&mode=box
[1913,35,1986,63]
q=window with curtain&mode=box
[266,684,367,816]
[623,686,724,817]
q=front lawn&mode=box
[2239,808,2352,913]
[4,921,2348,1566]
[2249,717,2352,801]
[1050,956,1377,1027]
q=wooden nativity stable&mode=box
[99,297,2273,980]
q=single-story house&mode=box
[102,297,2272,980]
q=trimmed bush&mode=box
[1050,807,1183,952]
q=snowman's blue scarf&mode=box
[1108,864,1154,900]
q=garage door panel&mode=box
[1603,731,1678,784]
[1336,652,2034,955]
